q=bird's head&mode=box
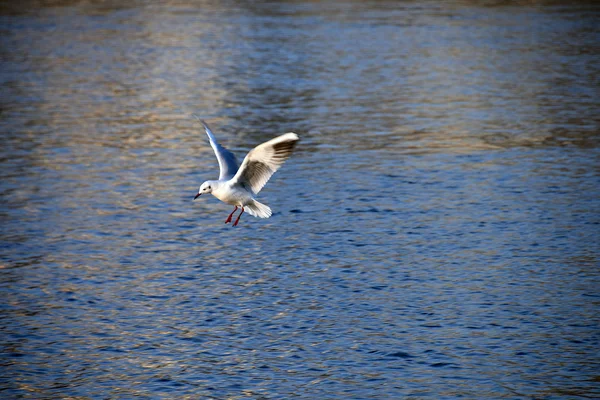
[194,181,214,199]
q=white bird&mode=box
[193,118,299,227]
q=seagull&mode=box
[193,118,299,227]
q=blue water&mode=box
[1,1,599,398]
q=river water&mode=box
[1,1,599,398]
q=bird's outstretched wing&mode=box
[195,117,239,180]
[231,132,299,195]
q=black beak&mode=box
[194,193,201,200]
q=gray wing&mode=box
[195,117,239,180]
[231,132,299,194]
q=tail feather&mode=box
[245,200,272,219]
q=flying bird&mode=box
[193,118,299,227]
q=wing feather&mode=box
[195,117,239,180]
[232,132,299,194]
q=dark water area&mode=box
[1,0,599,398]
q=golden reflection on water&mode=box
[3,0,596,175]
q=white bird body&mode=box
[193,118,298,226]
[210,181,244,206]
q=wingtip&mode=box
[284,132,299,141]
[191,114,209,128]
[193,116,214,138]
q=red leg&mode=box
[232,207,244,227]
[225,206,238,224]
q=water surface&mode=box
[1,1,599,398]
